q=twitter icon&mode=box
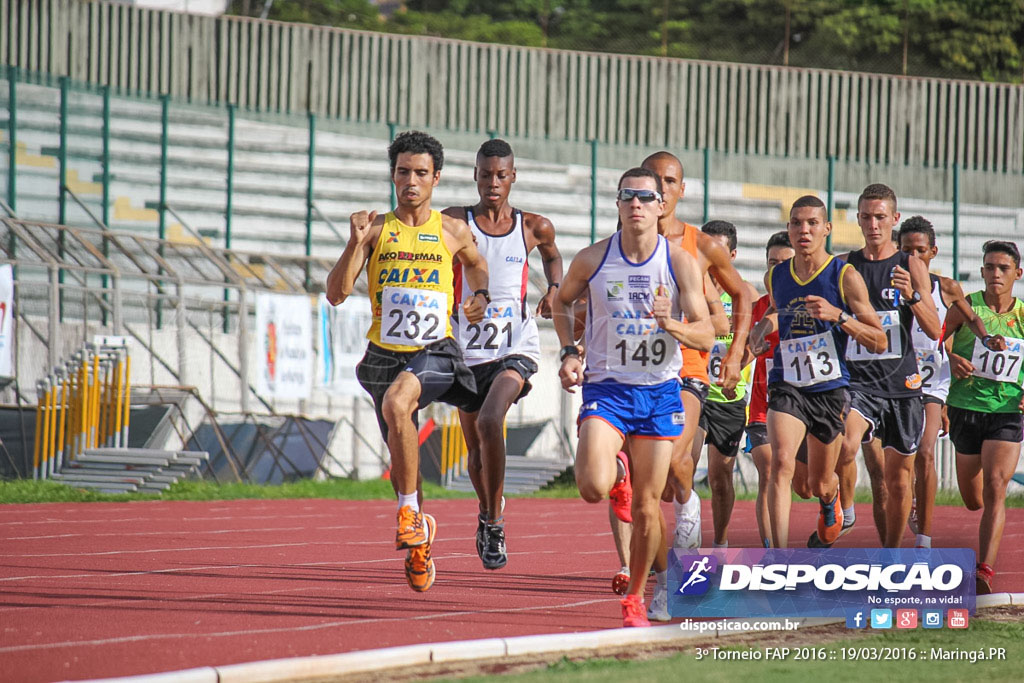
[871,609,892,629]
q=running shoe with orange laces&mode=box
[609,451,633,523]
[396,505,429,549]
[405,513,437,592]
[816,494,844,545]
[976,562,995,595]
[621,594,650,628]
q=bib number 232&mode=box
[381,286,444,346]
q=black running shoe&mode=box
[475,513,486,560]
[480,520,507,570]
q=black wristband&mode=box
[560,345,581,362]
[473,288,490,303]
[547,282,560,290]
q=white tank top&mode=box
[454,208,541,366]
[912,275,950,401]
[584,232,683,385]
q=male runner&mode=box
[754,195,886,549]
[700,220,759,549]
[898,216,993,548]
[554,167,713,627]
[814,184,940,549]
[443,139,563,570]
[746,230,805,548]
[326,131,490,592]
[944,239,1022,594]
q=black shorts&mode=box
[849,391,924,456]
[461,355,539,413]
[768,383,850,446]
[679,377,710,405]
[947,406,1024,455]
[356,338,478,441]
[746,422,809,464]
[699,399,747,458]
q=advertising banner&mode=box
[255,292,313,400]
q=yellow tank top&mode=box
[366,211,455,352]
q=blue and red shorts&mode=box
[578,378,684,439]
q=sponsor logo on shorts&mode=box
[582,402,598,412]
[905,373,923,390]
[672,412,686,425]
[606,281,624,301]
[417,232,439,242]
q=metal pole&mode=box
[826,156,835,253]
[237,287,251,413]
[305,112,316,290]
[157,95,169,328]
[589,139,598,244]
[952,162,960,280]
[7,66,17,214]
[224,104,235,333]
[57,77,69,322]
[388,122,398,209]
[101,85,111,326]
[702,147,710,225]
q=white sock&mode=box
[620,565,630,575]
[915,534,931,548]
[398,492,419,512]
[655,569,667,587]
[843,505,855,524]
[713,541,728,548]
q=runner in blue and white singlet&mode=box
[912,274,950,403]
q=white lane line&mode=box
[5,527,310,541]
[0,597,615,655]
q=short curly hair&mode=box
[388,131,444,173]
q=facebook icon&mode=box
[846,610,867,629]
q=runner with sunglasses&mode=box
[554,168,713,627]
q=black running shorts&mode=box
[849,390,924,456]
[460,354,539,414]
[680,377,710,405]
[356,338,478,441]
[947,406,1024,455]
[768,383,850,446]
[699,399,748,458]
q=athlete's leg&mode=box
[882,446,915,547]
[708,445,735,546]
[610,503,632,566]
[625,437,673,598]
[766,409,808,549]
[667,390,703,504]
[862,438,888,544]
[914,401,942,539]
[459,410,486,512]
[575,419,626,503]
[382,371,424,498]
[806,435,842,502]
[750,443,772,546]
[792,440,813,499]
[837,410,871,512]
[955,451,983,511]
[474,370,526,520]
[978,439,1022,567]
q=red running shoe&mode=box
[611,567,630,595]
[976,562,995,595]
[621,594,650,628]
[609,451,633,523]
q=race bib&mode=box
[707,340,728,382]
[765,356,775,376]
[970,336,1024,384]
[608,316,675,373]
[380,286,446,347]
[459,298,522,359]
[780,331,842,387]
[847,309,902,361]
[915,347,943,391]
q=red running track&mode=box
[1,498,1021,682]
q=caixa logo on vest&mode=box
[668,548,975,618]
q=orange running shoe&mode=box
[396,505,428,550]
[609,451,633,523]
[405,513,437,592]
[611,567,630,595]
[816,494,844,545]
[621,594,650,628]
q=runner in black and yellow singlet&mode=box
[326,131,490,594]
[943,240,1024,595]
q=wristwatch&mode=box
[837,311,850,325]
[560,345,581,362]
[473,288,491,304]
[904,290,923,306]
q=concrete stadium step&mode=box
[445,455,569,494]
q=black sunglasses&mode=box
[617,188,663,203]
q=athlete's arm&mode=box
[704,272,729,337]
[656,245,714,352]
[699,233,753,392]
[895,255,941,340]
[941,277,1005,349]
[442,214,490,324]
[942,303,976,379]
[806,267,886,352]
[555,242,604,392]
[748,311,777,356]
[525,213,564,320]
[326,210,383,305]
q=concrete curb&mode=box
[76,594,1024,683]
